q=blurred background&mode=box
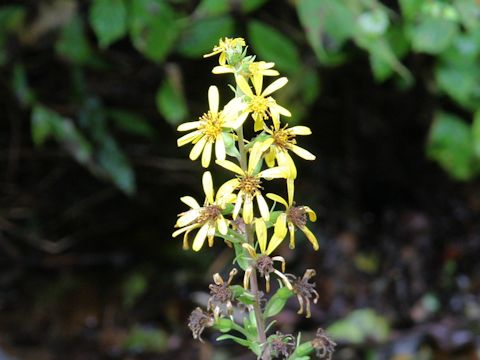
[1,0,480,359]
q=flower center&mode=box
[199,111,223,142]
[256,255,274,276]
[197,205,221,224]
[272,128,295,149]
[209,283,233,303]
[287,206,307,228]
[249,96,269,120]
[238,175,262,196]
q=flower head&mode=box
[172,171,233,251]
[251,124,316,179]
[242,219,292,293]
[204,37,246,65]
[266,180,319,250]
[236,75,291,131]
[268,332,296,359]
[215,152,288,224]
[177,86,246,168]
[188,307,214,342]
[312,328,336,360]
[286,269,319,318]
[208,268,237,319]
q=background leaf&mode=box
[89,0,127,48]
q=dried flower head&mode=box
[188,307,214,342]
[208,268,237,318]
[312,328,336,360]
[287,269,319,318]
[268,331,296,359]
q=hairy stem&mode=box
[236,125,270,359]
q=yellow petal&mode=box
[176,209,200,227]
[288,222,295,249]
[289,126,312,135]
[300,225,319,250]
[266,235,283,255]
[192,223,209,251]
[252,73,263,95]
[212,65,234,74]
[177,130,202,147]
[208,85,219,113]
[235,75,254,98]
[262,77,288,97]
[271,103,291,117]
[227,111,249,130]
[253,117,264,132]
[202,171,214,204]
[216,159,244,175]
[172,223,197,238]
[277,151,297,179]
[217,216,228,235]
[201,141,213,168]
[287,178,295,206]
[304,206,317,222]
[180,196,200,209]
[273,213,288,239]
[255,218,267,254]
[189,136,207,160]
[217,178,240,200]
[290,145,316,161]
[265,149,276,168]
[177,121,200,132]
[258,166,289,180]
[263,69,279,76]
[266,193,288,208]
[215,136,226,161]
[243,196,254,224]
[256,194,270,221]
[232,194,243,219]
[242,243,257,259]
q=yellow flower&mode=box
[236,75,291,131]
[215,152,289,224]
[266,180,319,250]
[242,219,292,293]
[250,124,316,179]
[177,86,246,167]
[172,171,233,251]
[212,60,279,87]
[204,37,246,65]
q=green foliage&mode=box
[89,0,128,48]
[156,76,188,126]
[122,325,168,352]
[327,308,390,344]
[264,287,294,318]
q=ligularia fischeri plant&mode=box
[173,37,336,360]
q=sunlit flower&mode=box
[286,269,319,318]
[266,180,319,250]
[177,86,246,167]
[235,75,291,131]
[172,171,233,251]
[251,123,316,179]
[212,61,279,89]
[242,219,292,293]
[208,268,237,319]
[215,153,289,224]
[204,37,246,65]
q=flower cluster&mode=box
[173,37,334,359]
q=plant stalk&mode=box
[236,125,270,359]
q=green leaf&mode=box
[435,64,480,110]
[108,109,156,138]
[122,325,167,352]
[156,78,188,126]
[11,63,35,107]
[471,110,480,158]
[217,334,251,347]
[357,9,389,37]
[0,5,25,33]
[455,0,480,31]
[427,112,475,181]
[122,271,148,308]
[288,341,314,359]
[193,0,229,17]
[98,136,136,194]
[31,105,58,146]
[264,286,294,318]
[233,242,249,271]
[327,308,390,344]
[128,0,180,62]
[89,0,127,48]
[55,15,92,64]
[398,0,424,20]
[410,17,458,54]
[241,0,269,13]
[296,0,354,65]
[247,20,300,74]
[177,16,234,58]
[230,285,256,305]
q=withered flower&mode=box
[268,331,296,359]
[312,328,336,360]
[287,269,319,318]
[208,268,238,318]
[188,307,214,342]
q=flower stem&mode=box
[236,125,270,359]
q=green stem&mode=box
[236,125,270,359]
